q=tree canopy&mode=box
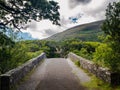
[0,32,14,46]
[94,1,120,71]
[102,2,120,42]
[0,0,60,30]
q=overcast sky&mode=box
[22,0,119,39]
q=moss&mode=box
[82,75,112,90]
[81,68,120,90]
[73,59,120,90]
[75,60,80,67]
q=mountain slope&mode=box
[46,20,104,41]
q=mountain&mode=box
[1,29,36,40]
[46,20,104,41]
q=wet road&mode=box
[17,58,89,90]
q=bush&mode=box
[93,44,120,71]
[96,1,120,72]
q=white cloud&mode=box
[22,0,119,39]
[22,20,64,39]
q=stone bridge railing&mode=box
[68,52,120,85]
[0,53,46,90]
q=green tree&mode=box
[102,1,120,56]
[0,32,15,73]
[93,1,120,71]
[93,43,120,71]
[0,0,60,30]
[102,2,120,42]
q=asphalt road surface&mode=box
[17,58,90,90]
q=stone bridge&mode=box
[0,52,120,90]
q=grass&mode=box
[82,75,111,90]
[82,74,120,90]
[75,60,80,67]
[74,61,120,90]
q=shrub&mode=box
[93,44,120,72]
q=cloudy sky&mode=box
[22,0,119,39]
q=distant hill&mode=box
[17,32,36,40]
[0,28,36,41]
[46,20,104,41]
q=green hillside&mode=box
[46,20,104,41]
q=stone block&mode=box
[0,53,46,90]
[68,52,120,85]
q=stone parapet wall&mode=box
[0,53,46,90]
[68,52,120,85]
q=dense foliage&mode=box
[102,2,120,42]
[0,1,119,75]
[58,40,100,59]
[0,0,60,74]
[0,38,99,74]
[0,40,60,74]
[94,1,120,72]
[0,0,60,30]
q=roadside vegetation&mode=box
[82,69,120,90]
[0,3,119,90]
[74,60,120,90]
[0,39,61,74]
